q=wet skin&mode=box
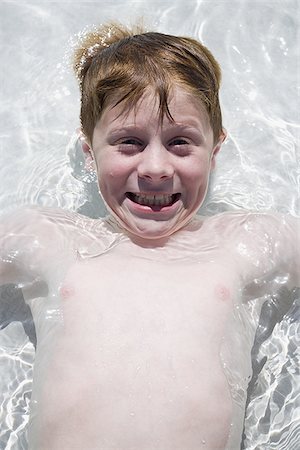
[0,87,298,449]
[16,207,295,450]
[36,233,235,449]
[89,86,223,243]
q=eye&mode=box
[169,137,191,156]
[170,138,189,146]
[117,138,143,154]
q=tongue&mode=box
[148,204,167,211]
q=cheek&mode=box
[181,162,211,193]
[97,164,130,200]
[97,154,132,180]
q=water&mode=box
[0,1,299,448]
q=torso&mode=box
[25,212,264,450]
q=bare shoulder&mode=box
[1,205,108,237]
[1,205,85,245]
[198,210,299,286]
[199,209,297,238]
[1,205,122,261]
[0,206,110,284]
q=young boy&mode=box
[0,22,299,450]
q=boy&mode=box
[0,22,299,449]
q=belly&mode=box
[30,312,233,448]
[33,341,232,450]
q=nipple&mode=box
[59,285,75,300]
[215,284,231,302]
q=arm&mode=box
[0,207,46,286]
[232,212,299,291]
[274,214,299,288]
[1,204,93,287]
[0,207,45,346]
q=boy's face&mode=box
[90,86,222,241]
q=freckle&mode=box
[215,284,231,301]
[60,285,75,300]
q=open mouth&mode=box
[126,192,181,207]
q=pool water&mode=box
[0,1,299,449]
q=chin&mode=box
[108,206,195,242]
[123,217,190,243]
[129,225,173,240]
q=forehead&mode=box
[98,85,212,134]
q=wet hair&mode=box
[73,22,223,144]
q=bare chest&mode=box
[58,250,235,354]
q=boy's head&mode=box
[73,22,223,146]
[73,22,225,241]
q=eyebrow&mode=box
[107,121,205,135]
[166,122,205,132]
[108,126,141,133]
[106,126,145,139]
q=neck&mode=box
[103,214,201,249]
[103,215,171,248]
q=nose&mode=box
[137,143,174,182]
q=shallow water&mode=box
[0,1,299,449]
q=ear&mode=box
[210,128,227,170]
[81,139,96,171]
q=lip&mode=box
[125,192,181,216]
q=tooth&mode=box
[157,196,165,206]
[131,193,174,206]
[155,195,164,204]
